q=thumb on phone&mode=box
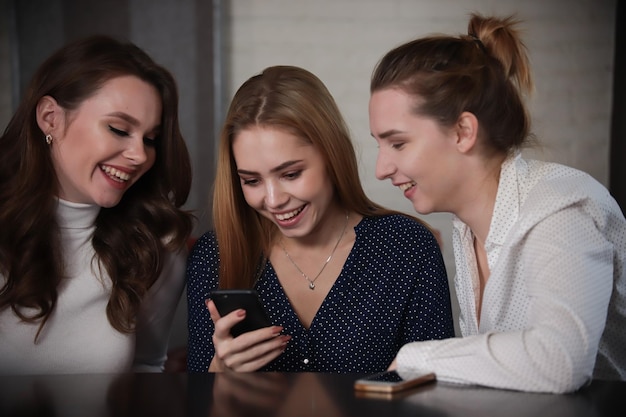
[207,299,246,338]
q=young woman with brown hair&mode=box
[0,35,193,374]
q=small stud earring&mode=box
[45,134,53,145]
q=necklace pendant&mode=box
[281,212,349,291]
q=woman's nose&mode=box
[264,181,288,208]
[375,150,395,180]
[123,136,148,165]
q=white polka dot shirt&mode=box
[396,154,626,393]
[186,214,455,373]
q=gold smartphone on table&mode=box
[354,370,436,395]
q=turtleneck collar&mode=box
[56,198,101,230]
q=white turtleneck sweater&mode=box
[0,199,186,374]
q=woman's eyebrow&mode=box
[237,160,303,176]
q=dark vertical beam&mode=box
[61,0,129,41]
[14,0,65,98]
[610,0,625,215]
[5,0,21,111]
[13,0,130,100]
[190,0,221,233]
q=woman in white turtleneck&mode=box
[0,35,193,374]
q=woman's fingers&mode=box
[206,298,290,372]
[223,336,290,372]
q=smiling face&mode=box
[369,88,462,215]
[43,75,161,207]
[232,125,338,239]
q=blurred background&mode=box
[1,0,622,353]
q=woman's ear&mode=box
[455,111,479,154]
[36,95,63,136]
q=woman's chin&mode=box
[411,200,435,216]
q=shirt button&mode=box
[303,358,310,365]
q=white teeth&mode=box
[101,165,130,182]
[276,207,303,221]
[399,182,416,192]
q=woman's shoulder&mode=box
[363,212,430,229]
[360,213,435,241]
[187,230,219,260]
[193,229,217,245]
[355,214,443,269]
[186,230,219,286]
[520,158,619,216]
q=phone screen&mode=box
[362,370,404,383]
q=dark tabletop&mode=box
[0,372,624,417]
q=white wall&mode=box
[225,0,616,333]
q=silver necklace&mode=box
[280,213,349,290]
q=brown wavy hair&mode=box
[0,35,193,341]
[213,65,428,289]
[370,13,535,157]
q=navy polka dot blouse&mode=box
[186,214,455,373]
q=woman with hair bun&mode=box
[369,13,625,393]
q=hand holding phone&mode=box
[354,370,436,394]
[210,289,273,337]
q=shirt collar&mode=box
[484,153,523,248]
[56,198,100,230]
[452,153,524,248]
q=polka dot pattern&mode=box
[396,154,626,393]
[186,214,455,373]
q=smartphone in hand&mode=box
[354,370,435,394]
[210,289,273,337]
